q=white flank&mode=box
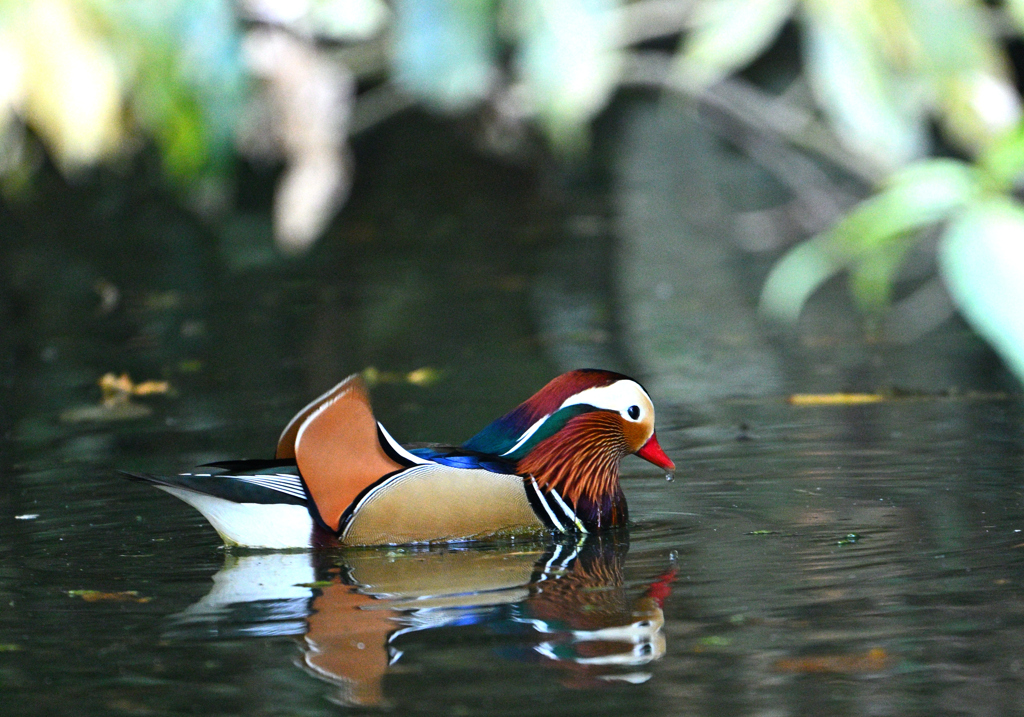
[158,486,314,549]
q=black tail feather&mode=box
[117,469,307,506]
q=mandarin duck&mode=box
[125,369,675,548]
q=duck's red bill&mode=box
[637,432,675,471]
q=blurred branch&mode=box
[881,276,956,343]
[334,34,391,81]
[621,50,883,184]
[350,81,418,136]
[728,132,855,233]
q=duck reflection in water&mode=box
[169,534,676,705]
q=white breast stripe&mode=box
[537,543,564,581]
[538,542,580,581]
[539,541,581,580]
[530,478,564,531]
[547,489,587,533]
[378,422,431,464]
[534,642,560,661]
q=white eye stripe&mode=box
[501,380,654,455]
[559,380,653,422]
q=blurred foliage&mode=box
[673,0,1024,383]
[3,0,1024,380]
[390,0,621,148]
[0,0,243,184]
[678,0,1020,169]
[397,0,1024,383]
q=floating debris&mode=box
[786,389,1014,406]
[788,393,884,406]
[773,647,891,674]
[98,373,170,405]
[362,366,442,387]
[406,367,442,386]
[836,533,863,546]
[94,279,120,315]
[60,373,171,423]
[698,636,731,647]
[67,590,152,603]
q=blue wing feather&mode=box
[409,446,518,475]
[462,416,526,456]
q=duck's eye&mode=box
[627,405,641,420]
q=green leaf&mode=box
[939,197,1024,383]
[674,0,796,91]
[392,0,497,111]
[902,0,988,72]
[836,160,979,251]
[759,234,844,323]
[103,0,245,181]
[1005,0,1024,36]
[980,120,1024,189]
[761,159,978,322]
[514,0,621,151]
[801,0,927,171]
[302,0,389,41]
[848,233,916,316]
[902,0,1021,153]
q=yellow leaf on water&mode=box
[132,380,171,396]
[99,372,170,405]
[406,367,442,386]
[361,366,380,386]
[362,366,441,387]
[787,393,885,406]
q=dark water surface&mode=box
[3,106,1024,716]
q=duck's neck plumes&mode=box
[517,412,629,529]
[463,370,630,456]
